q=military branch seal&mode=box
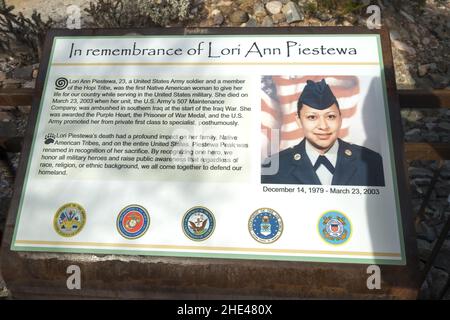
[318,210,351,245]
[249,208,283,244]
[117,205,150,239]
[182,206,215,241]
[53,203,86,237]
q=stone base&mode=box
[1,245,420,299]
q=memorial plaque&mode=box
[1,28,419,299]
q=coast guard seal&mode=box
[182,206,215,241]
[117,205,150,239]
[319,210,351,245]
[53,203,86,237]
[249,208,283,244]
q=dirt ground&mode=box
[8,0,90,21]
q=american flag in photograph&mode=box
[261,75,360,159]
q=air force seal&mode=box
[319,211,351,245]
[182,206,215,241]
[117,205,150,239]
[53,203,86,237]
[249,208,283,244]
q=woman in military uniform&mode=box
[261,79,385,187]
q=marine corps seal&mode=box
[117,205,150,239]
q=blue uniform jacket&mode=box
[261,139,385,186]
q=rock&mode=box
[266,1,283,15]
[438,122,450,131]
[419,278,430,299]
[418,260,426,272]
[261,15,274,27]
[399,10,415,23]
[11,65,33,80]
[416,221,437,242]
[418,65,430,77]
[437,61,448,74]
[422,37,431,45]
[392,40,416,56]
[430,189,438,201]
[254,2,267,18]
[217,0,232,5]
[423,132,440,142]
[389,30,400,41]
[272,12,286,24]
[239,0,255,13]
[444,288,450,300]
[0,122,17,140]
[405,128,421,139]
[444,240,450,251]
[282,1,304,23]
[229,10,249,24]
[210,9,224,25]
[344,14,357,25]
[434,25,447,41]
[413,178,432,186]
[429,74,450,89]
[435,182,450,197]
[429,38,440,49]
[0,112,13,122]
[429,63,438,71]
[0,106,14,112]
[441,165,450,177]
[17,106,31,114]
[416,239,432,261]
[423,117,438,123]
[2,79,21,89]
[342,20,352,26]
[419,266,450,300]
[438,157,450,171]
[409,167,434,178]
[32,68,39,79]
[410,182,424,196]
[242,18,257,27]
[0,285,8,298]
[218,5,233,16]
[317,12,332,22]
[0,71,5,81]
[408,23,421,38]
[0,269,9,294]
[23,80,36,88]
[425,267,449,300]
[190,7,198,15]
[405,109,424,122]
[356,16,368,26]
